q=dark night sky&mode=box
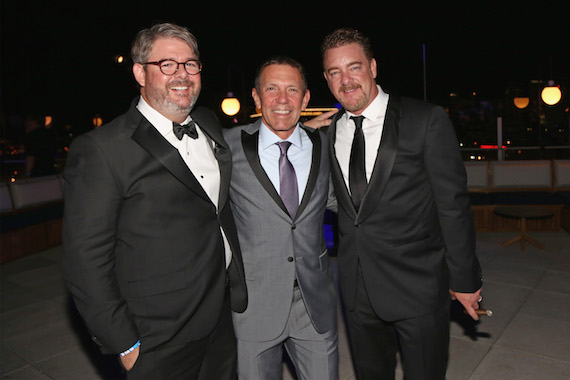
[2,1,568,131]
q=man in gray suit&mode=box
[223,57,338,380]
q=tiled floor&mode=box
[2,231,570,379]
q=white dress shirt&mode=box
[136,97,231,268]
[334,85,390,192]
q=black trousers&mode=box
[126,288,237,380]
[345,267,450,380]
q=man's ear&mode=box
[302,89,311,111]
[252,88,261,109]
[133,63,146,87]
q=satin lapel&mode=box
[191,107,231,209]
[296,124,321,219]
[356,96,400,223]
[328,109,357,218]
[131,117,211,202]
[241,123,289,216]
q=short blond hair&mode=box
[321,27,374,63]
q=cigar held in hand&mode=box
[464,309,493,317]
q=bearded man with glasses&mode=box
[62,22,247,379]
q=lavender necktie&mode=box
[349,116,367,211]
[277,141,298,217]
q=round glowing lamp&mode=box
[92,116,103,127]
[541,80,562,105]
[221,93,240,116]
[513,97,530,109]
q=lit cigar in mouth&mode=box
[464,309,493,316]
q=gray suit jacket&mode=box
[224,120,337,341]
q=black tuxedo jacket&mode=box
[62,100,247,354]
[329,96,482,322]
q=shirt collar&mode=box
[136,96,192,137]
[259,121,303,150]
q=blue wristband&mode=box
[119,340,140,357]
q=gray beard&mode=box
[164,96,197,116]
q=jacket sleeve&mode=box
[423,105,483,293]
[61,133,139,354]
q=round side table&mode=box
[493,206,555,252]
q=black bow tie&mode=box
[173,121,198,140]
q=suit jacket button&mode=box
[287,257,294,262]
[291,224,296,229]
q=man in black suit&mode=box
[320,27,483,379]
[62,22,247,379]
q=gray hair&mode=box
[131,22,199,64]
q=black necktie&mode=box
[277,141,299,218]
[173,121,198,140]
[349,116,367,211]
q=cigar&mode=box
[464,309,493,316]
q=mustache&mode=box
[168,79,194,87]
[339,83,361,92]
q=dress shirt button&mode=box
[287,257,294,262]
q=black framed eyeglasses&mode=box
[143,59,202,75]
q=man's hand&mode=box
[120,345,140,371]
[449,288,483,321]
[303,109,339,129]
